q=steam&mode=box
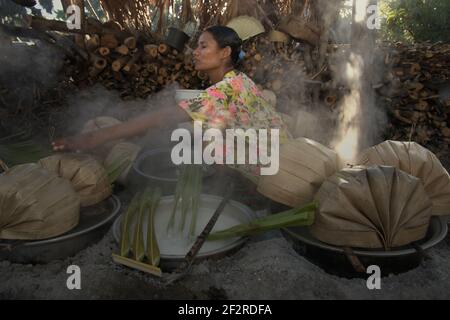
[0,30,64,134]
[63,83,183,148]
[331,53,364,162]
[330,0,386,163]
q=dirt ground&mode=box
[1,203,450,300]
[1,144,449,300]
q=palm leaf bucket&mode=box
[257,138,342,208]
[311,166,432,250]
[356,140,450,216]
[0,163,80,240]
[39,153,112,207]
[104,142,141,185]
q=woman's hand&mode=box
[52,132,104,152]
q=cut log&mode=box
[158,43,169,55]
[415,100,429,111]
[144,44,159,58]
[123,52,142,73]
[112,56,130,72]
[100,34,119,49]
[124,37,137,49]
[146,63,158,74]
[115,45,129,55]
[85,34,99,51]
[98,47,110,56]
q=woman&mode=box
[53,26,288,177]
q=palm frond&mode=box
[0,132,52,167]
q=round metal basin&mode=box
[0,196,121,264]
[131,148,216,195]
[113,194,255,270]
[282,216,448,277]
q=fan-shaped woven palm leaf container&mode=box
[81,116,123,156]
[356,141,450,216]
[39,153,112,207]
[311,166,432,250]
[0,163,80,240]
[226,16,265,41]
[257,138,342,208]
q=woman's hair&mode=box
[204,26,242,66]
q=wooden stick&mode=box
[165,183,234,285]
[112,254,162,277]
[85,0,100,21]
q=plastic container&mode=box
[175,89,205,103]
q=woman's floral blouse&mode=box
[178,70,290,178]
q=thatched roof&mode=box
[96,0,340,33]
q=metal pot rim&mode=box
[282,215,448,258]
[9,195,121,248]
[133,148,178,183]
[112,194,255,260]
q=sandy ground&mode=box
[1,220,450,300]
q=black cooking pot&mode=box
[165,27,190,52]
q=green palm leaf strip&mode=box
[146,187,162,266]
[0,132,52,166]
[208,202,317,241]
[120,192,141,257]
[189,165,202,238]
[105,153,132,184]
[133,190,152,262]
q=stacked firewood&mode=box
[78,30,208,99]
[377,42,450,151]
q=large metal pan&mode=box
[282,216,448,277]
[113,194,254,270]
[0,195,121,264]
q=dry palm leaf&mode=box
[0,163,80,240]
[356,141,450,216]
[39,153,112,207]
[104,142,141,185]
[311,166,432,250]
[257,137,342,208]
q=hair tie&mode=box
[239,50,246,61]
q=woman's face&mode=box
[193,32,231,72]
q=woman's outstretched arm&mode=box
[52,104,190,152]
